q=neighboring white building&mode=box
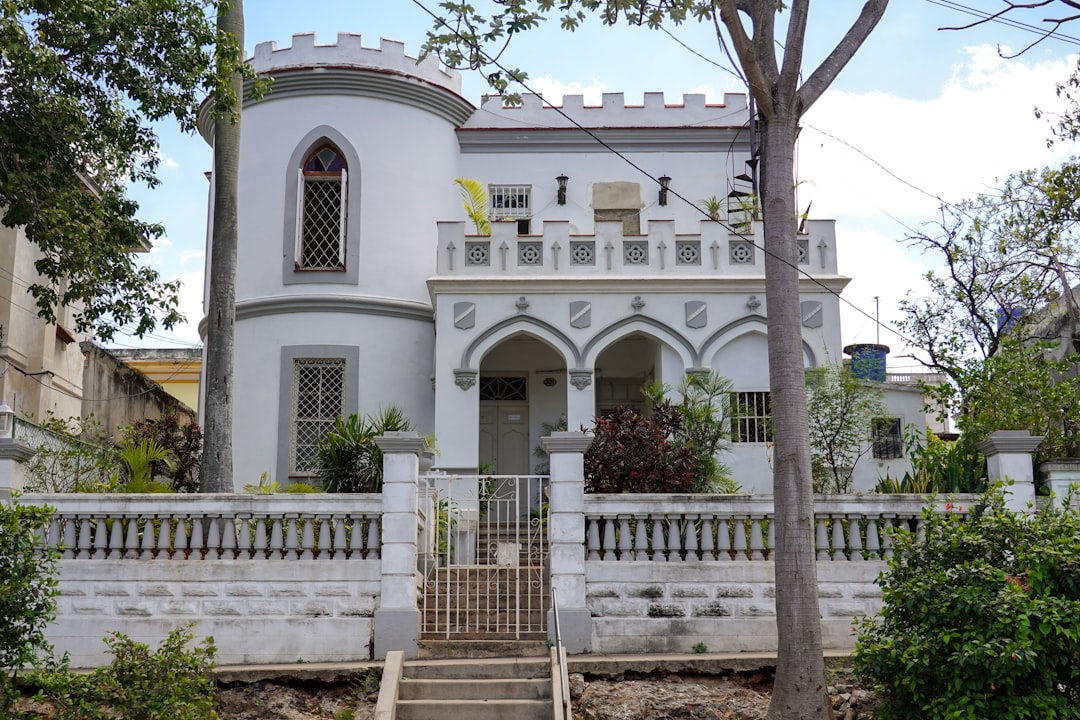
[199,32,923,492]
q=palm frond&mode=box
[454,177,490,235]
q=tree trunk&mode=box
[761,115,830,720]
[200,1,243,493]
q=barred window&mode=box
[290,358,345,475]
[489,184,531,219]
[296,145,347,270]
[479,376,527,401]
[732,391,772,443]
[872,417,904,459]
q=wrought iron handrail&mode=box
[550,587,571,720]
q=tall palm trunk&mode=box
[200,0,243,492]
[760,115,830,720]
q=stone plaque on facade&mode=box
[570,301,591,328]
[454,302,476,329]
[685,300,707,329]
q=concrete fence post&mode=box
[1039,459,1080,509]
[977,430,1043,513]
[0,437,33,502]
[373,432,428,659]
[540,430,593,653]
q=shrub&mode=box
[0,500,58,712]
[314,406,414,493]
[643,372,739,493]
[30,625,218,720]
[873,426,985,494]
[20,415,117,493]
[122,411,202,493]
[855,486,1080,719]
[584,403,695,493]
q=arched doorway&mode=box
[594,333,684,416]
[477,333,567,476]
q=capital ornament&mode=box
[453,368,478,390]
[569,369,593,390]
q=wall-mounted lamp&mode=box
[0,403,13,440]
[658,175,671,206]
[556,174,569,205]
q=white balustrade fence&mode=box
[22,494,383,561]
[584,494,973,562]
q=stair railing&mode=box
[550,587,572,720]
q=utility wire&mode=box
[414,0,1080,416]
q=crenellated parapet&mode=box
[433,218,842,280]
[462,91,748,129]
[251,32,462,94]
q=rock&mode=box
[569,672,587,699]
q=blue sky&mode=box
[127,2,1080,368]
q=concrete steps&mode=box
[418,639,549,659]
[394,657,551,720]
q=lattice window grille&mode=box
[570,240,595,266]
[729,240,755,265]
[518,241,543,266]
[296,170,347,269]
[731,391,772,443]
[797,238,809,265]
[479,376,527,401]
[676,240,701,265]
[623,241,649,265]
[465,241,490,266]
[490,184,532,219]
[291,358,345,474]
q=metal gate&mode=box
[419,474,549,639]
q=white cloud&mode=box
[528,75,609,105]
[795,45,1079,358]
[149,271,204,347]
[800,45,1077,224]
[162,154,180,170]
[180,249,205,264]
[150,236,173,251]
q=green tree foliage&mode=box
[804,362,886,494]
[29,625,218,720]
[122,411,203,493]
[583,403,696,493]
[0,1,253,340]
[0,500,58,713]
[855,487,1080,719]
[314,406,415,493]
[898,163,1080,460]
[643,372,739,493]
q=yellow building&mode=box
[108,348,202,412]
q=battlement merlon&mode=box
[251,32,462,94]
[462,92,749,129]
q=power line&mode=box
[413,0,907,342]
[414,0,1080,418]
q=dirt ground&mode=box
[17,663,877,720]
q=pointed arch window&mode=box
[296,145,347,269]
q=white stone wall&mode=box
[586,561,884,654]
[47,560,381,668]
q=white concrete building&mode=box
[200,32,922,492]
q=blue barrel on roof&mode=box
[843,343,889,382]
